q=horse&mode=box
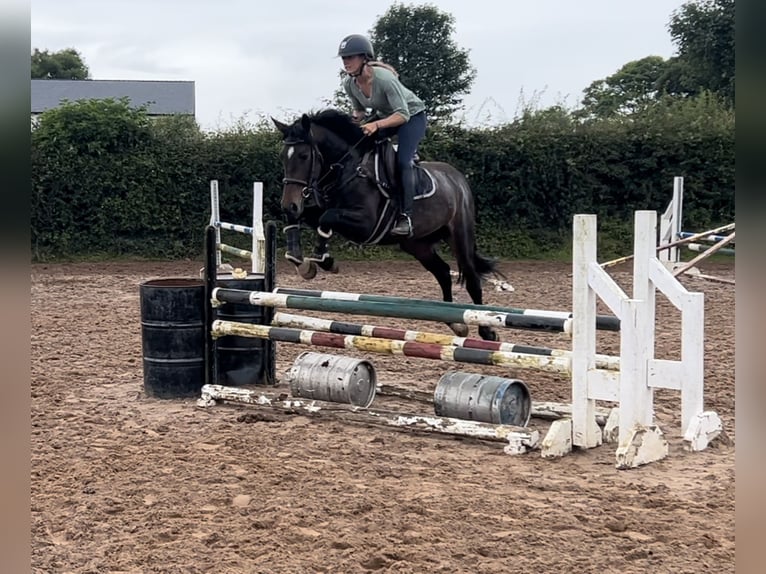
[271,109,502,341]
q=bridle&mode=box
[281,130,370,211]
[281,137,327,209]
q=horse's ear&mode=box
[271,117,289,133]
[300,114,311,133]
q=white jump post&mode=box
[552,210,722,468]
[209,180,223,269]
[209,180,266,274]
[252,182,265,274]
[634,211,719,451]
[659,176,683,266]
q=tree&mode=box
[575,0,735,119]
[577,56,670,119]
[369,3,476,123]
[31,48,90,80]
[665,0,735,104]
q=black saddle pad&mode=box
[412,165,435,199]
[373,140,435,198]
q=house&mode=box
[31,79,195,117]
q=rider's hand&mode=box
[362,121,380,136]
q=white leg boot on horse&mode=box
[307,227,339,273]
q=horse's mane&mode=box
[308,109,365,147]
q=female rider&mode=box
[337,34,427,237]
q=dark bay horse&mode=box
[272,109,501,340]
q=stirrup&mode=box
[390,215,413,237]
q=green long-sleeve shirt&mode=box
[343,66,425,121]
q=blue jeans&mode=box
[396,111,427,168]
[394,111,427,216]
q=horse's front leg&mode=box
[306,227,339,273]
[318,207,370,242]
[283,223,318,280]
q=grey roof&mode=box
[31,79,195,116]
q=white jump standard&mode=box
[563,211,722,468]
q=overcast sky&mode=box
[31,0,687,130]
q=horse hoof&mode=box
[448,323,469,338]
[297,261,317,280]
[478,326,499,341]
[318,258,340,274]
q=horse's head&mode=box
[272,114,322,221]
[272,110,368,221]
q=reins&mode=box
[282,132,370,209]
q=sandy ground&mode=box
[31,258,735,573]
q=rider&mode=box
[337,34,427,238]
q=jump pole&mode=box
[270,311,620,371]
[673,231,736,278]
[272,287,620,332]
[678,231,736,244]
[600,222,735,270]
[686,243,735,256]
[210,319,600,376]
[198,384,539,454]
[213,289,579,333]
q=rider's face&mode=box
[342,54,364,75]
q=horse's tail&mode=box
[450,177,504,287]
[454,244,500,285]
[451,214,501,285]
[471,251,498,279]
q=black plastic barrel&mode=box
[140,278,206,398]
[214,273,270,386]
[433,371,531,426]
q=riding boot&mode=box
[391,166,415,237]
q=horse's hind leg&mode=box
[400,240,470,338]
[446,227,499,341]
[463,269,498,341]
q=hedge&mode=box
[31,96,734,261]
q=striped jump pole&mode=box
[678,231,736,244]
[601,222,735,270]
[218,244,253,260]
[686,243,735,256]
[218,222,254,235]
[213,288,578,333]
[271,312,620,371]
[673,231,736,278]
[272,287,620,332]
[211,319,607,377]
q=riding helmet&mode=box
[337,34,375,59]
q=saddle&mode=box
[358,139,437,244]
[370,138,436,200]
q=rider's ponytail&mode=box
[367,60,399,77]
